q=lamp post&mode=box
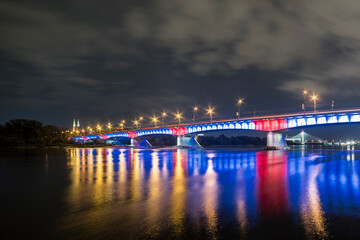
[120,120,125,131]
[107,122,112,132]
[193,106,199,123]
[206,106,214,123]
[311,94,317,113]
[134,120,139,129]
[237,98,243,120]
[161,112,167,125]
[97,124,101,134]
[302,90,307,114]
[151,116,159,127]
[175,112,182,125]
[138,116,143,128]
[331,100,335,112]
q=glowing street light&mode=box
[133,120,139,129]
[119,120,126,131]
[97,124,101,134]
[302,89,308,114]
[193,106,199,123]
[311,94,318,113]
[107,122,112,132]
[175,112,183,125]
[138,116,143,128]
[161,112,167,125]
[151,116,159,127]
[236,98,244,120]
[206,106,214,123]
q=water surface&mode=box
[1,147,360,239]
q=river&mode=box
[1,146,360,239]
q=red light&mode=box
[254,118,287,131]
[127,132,137,138]
[100,134,108,139]
[170,127,188,136]
[82,136,88,141]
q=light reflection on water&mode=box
[4,147,360,239]
[55,147,360,238]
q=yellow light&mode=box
[152,116,159,126]
[193,106,199,111]
[311,94,317,101]
[139,116,143,121]
[207,107,214,114]
[303,90,308,95]
[237,98,243,105]
[162,112,167,117]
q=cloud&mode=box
[123,0,360,96]
[1,0,360,124]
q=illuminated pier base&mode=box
[176,136,202,148]
[176,136,183,147]
[267,132,287,148]
[130,138,135,147]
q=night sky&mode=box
[1,0,360,138]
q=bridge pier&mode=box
[267,132,287,149]
[130,138,134,147]
[177,136,183,147]
[176,135,202,148]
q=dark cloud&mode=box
[1,0,360,129]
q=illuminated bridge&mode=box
[73,108,360,148]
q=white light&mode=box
[350,115,360,122]
[317,117,326,124]
[339,115,349,123]
[307,117,316,125]
[328,116,338,123]
[297,118,306,126]
[288,119,297,128]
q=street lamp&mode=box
[138,116,143,128]
[107,122,112,132]
[302,90,307,114]
[97,124,101,134]
[175,112,182,125]
[193,106,199,123]
[311,94,317,113]
[133,120,139,129]
[151,116,159,127]
[236,98,243,120]
[119,120,125,131]
[206,106,214,123]
[161,112,167,125]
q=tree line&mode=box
[0,119,69,147]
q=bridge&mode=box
[72,108,360,148]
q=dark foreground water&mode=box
[1,147,360,239]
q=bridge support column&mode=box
[177,136,183,147]
[267,132,287,149]
[130,138,134,147]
